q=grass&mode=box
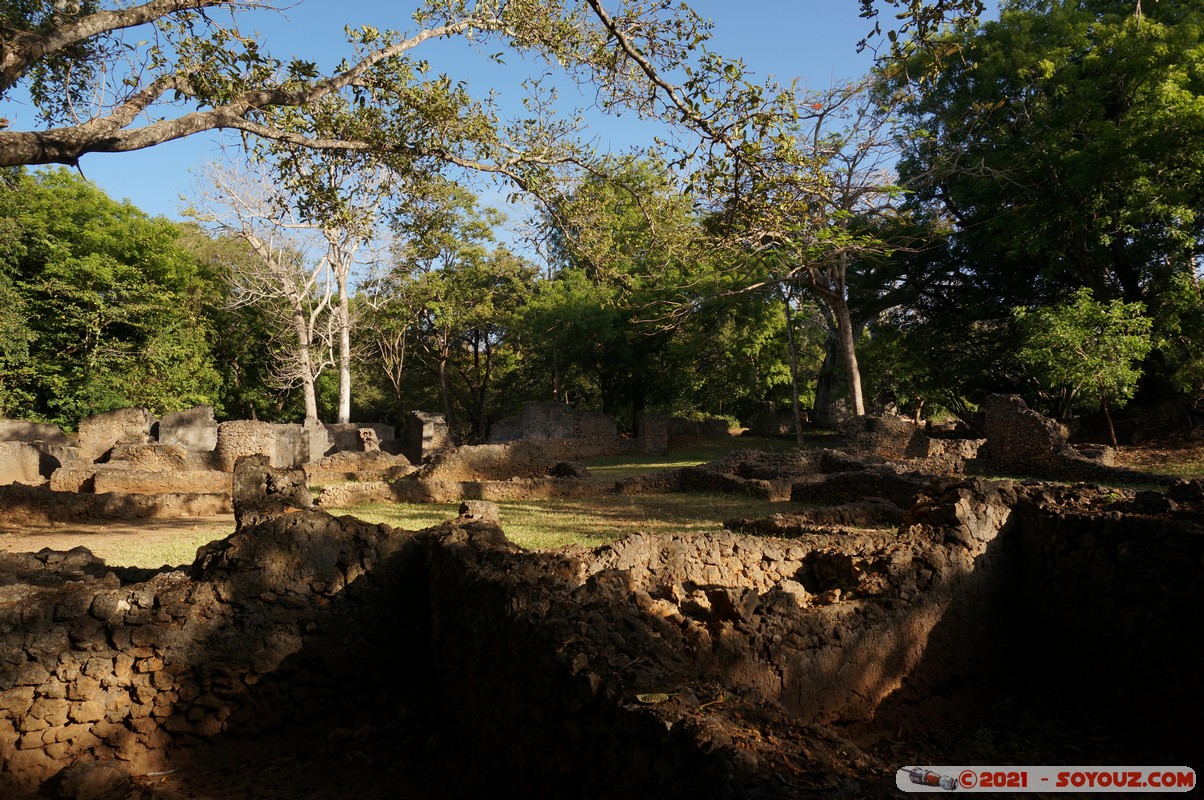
[331,493,787,550]
[330,435,803,549]
[580,434,808,480]
[1115,446,1204,481]
[101,528,230,568]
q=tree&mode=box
[189,163,336,422]
[0,0,736,194]
[271,148,400,424]
[536,157,714,428]
[0,167,222,425]
[390,180,501,430]
[689,79,914,422]
[887,0,1204,311]
[1015,287,1154,448]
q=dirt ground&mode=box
[0,515,234,565]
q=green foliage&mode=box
[0,168,224,426]
[1149,272,1204,402]
[890,0,1204,308]
[1014,288,1154,418]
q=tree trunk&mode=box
[781,288,805,445]
[812,331,842,428]
[291,309,319,423]
[437,328,453,427]
[833,299,865,417]
[1103,396,1119,450]
[337,281,351,424]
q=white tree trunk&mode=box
[337,280,351,424]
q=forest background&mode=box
[1,0,1201,447]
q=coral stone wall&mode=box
[157,407,218,454]
[77,409,156,464]
[0,442,41,486]
[0,511,418,796]
[489,402,622,460]
[418,440,559,483]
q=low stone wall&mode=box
[489,401,622,459]
[107,443,212,472]
[668,416,730,441]
[0,485,231,525]
[316,476,609,507]
[304,451,414,485]
[418,440,559,483]
[91,468,230,497]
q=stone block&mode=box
[324,422,395,452]
[403,411,449,464]
[157,405,219,453]
[78,408,156,463]
[50,466,97,493]
[91,467,231,496]
[0,441,42,486]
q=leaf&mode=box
[635,692,673,704]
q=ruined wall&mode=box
[213,420,330,472]
[840,414,983,474]
[489,401,621,460]
[0,485,231,526]
[1009,480,1204,735]
[418,440,560,483]
[317,475,607,507]
[0,512,418,795]
[304,451,414,485]
[91,469,230,497]
[77,409,155,464]
[324,423,396,453]
[0,420,73,447]
[0,443,41,486]
[970,394,1170,484]
[157,406,218,454]
[668,416,730,441]
[402,411,449,465]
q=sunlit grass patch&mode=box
[581,435,797,480]
[330,492,787,551]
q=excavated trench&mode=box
[1,471,1201,799]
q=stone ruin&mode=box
[3,395,1179,525]
[0,453,1199,798]
[488,401,670,459]
[315,440,603,507]
[0,406,408,524]
[967,394,1165,483]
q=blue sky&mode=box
[7,1,993,221]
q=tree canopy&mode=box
[0,168,224,424]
